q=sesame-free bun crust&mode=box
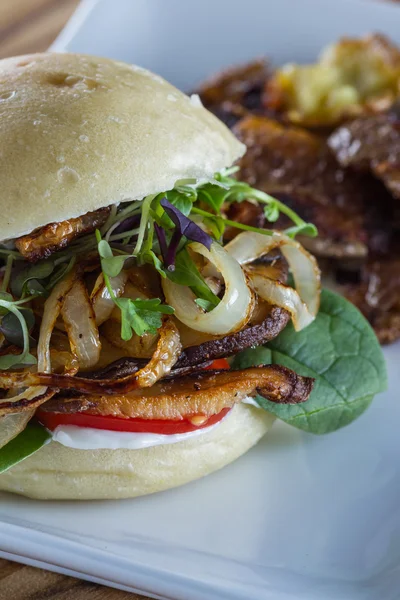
[0,52,245,241]
[0,404,274,500]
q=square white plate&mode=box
[1,1,400,598]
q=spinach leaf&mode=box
[232,289,387,434]
[0,422,51,474]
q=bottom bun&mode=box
[0,404,274,500]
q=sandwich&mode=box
[0,53,386,499]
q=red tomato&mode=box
[36,407,231,435]
[204,358,230,370]
[37,359,232,435]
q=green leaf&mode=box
[101,255,128,277]
[263,202,280,223]
[143,250,166,278]
[97,239,114,259]
[165,189,194,216]
[0,422,51,474]
[166,249,220,308]
[96,235,128,277]
[0,299,37,370]
[203,216,225,240]
[11,260,55,298]
[116,297,174,340]
[0,293,14,315]
[232,289,387,434]
[284,223,318,238]
[195,298,214,312]
[0,308,35,348]
[0,351,37,370]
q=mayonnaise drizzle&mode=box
[53,416,222,450]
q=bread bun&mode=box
[0,404,274,500]
[0,53,245,241]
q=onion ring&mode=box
[162,242,254,335]
[225,232,321,330]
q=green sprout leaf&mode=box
[116,297,174,340]
[11,260,55,298]
[96,230,174,340]
[195,298,214,312]
[97,236,129,277]
[263,202,280,223]
[0,308,35,348]
[0,299,37,369]
[166,248,220,309]
[0,422,51,474]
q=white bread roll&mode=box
[0,405,274,500]
[0,52,245,241]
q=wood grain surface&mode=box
[0,558,146,600]
[0,8,151,600]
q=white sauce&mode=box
[242,396,261,408]
[51,398,260,450]
[53,419,221,450]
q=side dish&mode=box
[198,33,400,344]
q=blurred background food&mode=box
[0,0,79,59]
[197,33,400,344]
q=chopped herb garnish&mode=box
[95,230,174,340]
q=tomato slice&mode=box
[204,358,230,370]
[36,407,231,435]
[37,359,232,435]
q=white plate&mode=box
[2,1,400,598]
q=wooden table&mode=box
[0,6,151,600]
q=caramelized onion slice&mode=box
[0,386,57,415]
[225,232,321,330]
[162,241,254,335]
[136,317,182,387]
[0,318,181,397]
[0,411,33,448]
[37,269,76,373]
[41,364,314,420]
[91,271,128,326]
[62,279,101,370]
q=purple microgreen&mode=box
[112,214,141,237]
[164,230,182,271]
[160,198,213,250]
[154,223,168,263]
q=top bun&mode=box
[0,53,245,241]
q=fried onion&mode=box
[62,279,101,369]
[225,232,321,330]
[0,317,181,399]
[162,241,254,335]
[0,411,33,448]
[91,271,128,326]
